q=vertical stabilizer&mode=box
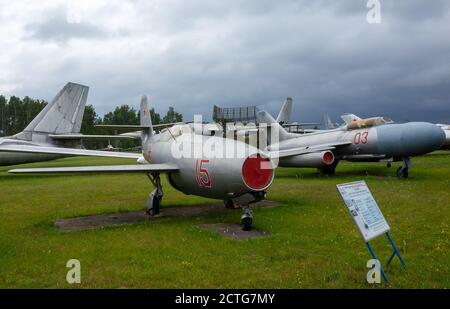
[140,95,153,140]
[24,82,88,135]
[276,97,293,124]
[324,113,335,129]
[257,110,292,141]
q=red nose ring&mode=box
[242,154,274,190]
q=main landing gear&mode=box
[319,160,339,176]
[146,173,163,216]
[396,157,411,179]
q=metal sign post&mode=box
[337,180,406,284]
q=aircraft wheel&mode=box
[319,160,339,175]
[320,165,336,175]
[396,167,409,179]
[148,196,161,216]
[241,217,253,231]
[403,169,409,179]
[387,163,392,168]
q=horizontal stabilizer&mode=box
[9,163,179,174]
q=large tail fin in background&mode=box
[257,110,292,142]
[324,113,335,130]
[140,95,153,140]
[276,97,293,124]
[16,82,89,140]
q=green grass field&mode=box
[0,152,448,288]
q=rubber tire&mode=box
[149,197,161,216]
[319,165,336,175]
[396,167,409,179]
[241,217,253,231]
[402,169,409,179]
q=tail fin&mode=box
[324,113,335,129]
[23,82,88,137]
[341,113,362,125]
[276,97,293,124]
[140,95,153,140]
[257,110,291,141]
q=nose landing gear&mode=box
[232,192,266,231]
[146,173,163,216]
[396,157,411,179]
[240,205,253,231]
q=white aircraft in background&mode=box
[436,124,450,149]
[0,82,140,166]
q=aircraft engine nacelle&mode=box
[167,153,275,200]
[278,151,335,168]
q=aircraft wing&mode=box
[49,134,138,140]
[9,163,179,174]
[96,121,193,131]
[0,144,141,159]
[268,141,351,159]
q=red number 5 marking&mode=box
[196,160,212,188]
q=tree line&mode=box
[0,95,183,149]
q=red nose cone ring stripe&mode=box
[242,154,274,190]
[323,151,334,165]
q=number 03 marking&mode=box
[354,131,369,144]
[196,160,212,188]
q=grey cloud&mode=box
[5,0,450,125]
[25,12,106,43]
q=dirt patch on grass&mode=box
[55,200,281,232]
[199,223,270,240]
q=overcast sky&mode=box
[1,0,449,124]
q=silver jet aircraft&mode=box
[7,96,314,230]
[436,124,450,149]
[0,82,139,166]
[257,109,445,178]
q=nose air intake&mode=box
[323,151,335,165]
[241,154,274,191]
